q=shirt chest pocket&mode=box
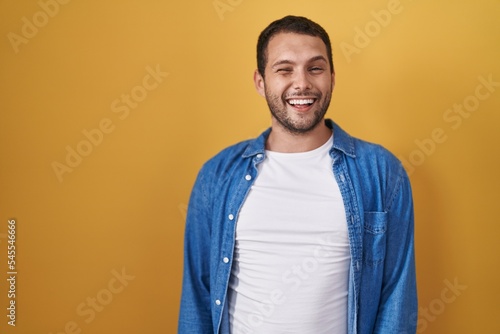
[363,211,388,266]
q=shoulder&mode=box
[201,139,252,173]
[195,137,263,188]
[200,127,269,176]
[331,120,402,172]
[353,137,402,169]
[332,121,410,204]
[353,136,407,187]
[351,136,412,208]
[337,130,413,214]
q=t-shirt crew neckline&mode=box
[265,134,333,159]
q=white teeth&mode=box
[288,99,315,105]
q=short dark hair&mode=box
[257,15,334,77]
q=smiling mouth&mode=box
[286,98,317,108]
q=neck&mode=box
[266,119,332,153]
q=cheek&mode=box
[266,77,289,93]
[316,76,333,90]
[265,87,285,101]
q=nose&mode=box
[293,70,312,91]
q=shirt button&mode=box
[245,174,252,181]
[340,174,345,183]
[257,154,263,159]
[215,299,221,306]
[228,214,234,220]
[223,257,229,263]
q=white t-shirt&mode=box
[228,135,351,334]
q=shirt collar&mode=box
[242,119,356,158]
[326,119,356,158]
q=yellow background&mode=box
[0,0,499,333]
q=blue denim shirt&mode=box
[179,119,417,334]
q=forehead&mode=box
[266,32,328,65]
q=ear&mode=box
[253,69,266,97]
[331,71,336,90]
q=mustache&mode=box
[284,91,322,98]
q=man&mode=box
[179,15,417,334]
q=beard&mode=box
[264,86,332,135]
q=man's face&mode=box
[255,32,335,134]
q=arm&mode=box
[374,167,418,333]
[178,167,213,333]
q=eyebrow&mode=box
[271,55,328,68]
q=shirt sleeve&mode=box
[373,166,418,333]
[178,166,214,333]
